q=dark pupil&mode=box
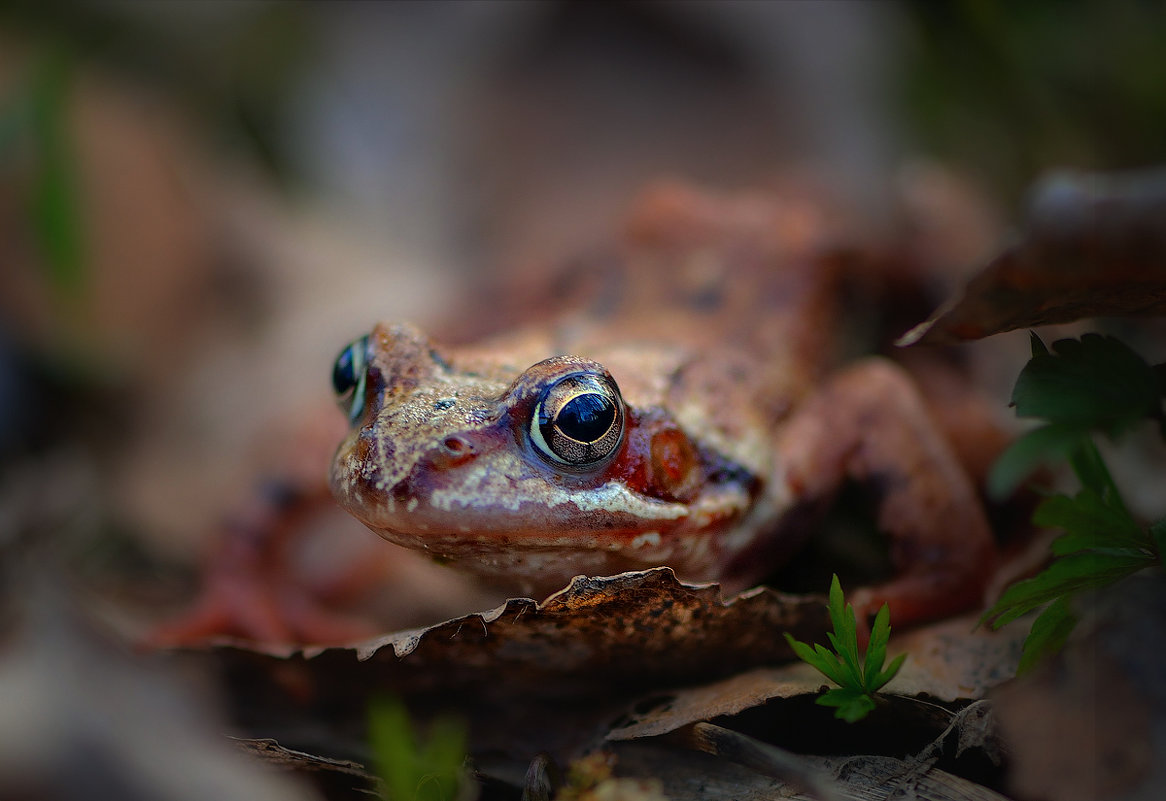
[332,346,357,396]
[556,393,615,443]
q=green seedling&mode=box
[368,697,472,801]
[785,574,906,723]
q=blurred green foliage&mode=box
[0,45,85,300]
[0,0,314,343]
[3,0,1162,211]
[28,48,85,298]
[984,334,1166,673]
[0,0,314,187]
[368,697,471,801]
[901,0,1166,207]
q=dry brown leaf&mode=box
[218,569,827,692]
[202,570,828,765]
[606,664,825,743]
[612,740,1014,801]
[234,739,374,780]
[887,614,1025,700]
[607,613,1025,742]
[900,167,1166,346]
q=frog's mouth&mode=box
[343,483,746,593]
[337,451,699,544]
[335,433,748,551]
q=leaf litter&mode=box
[191,569,1028,799]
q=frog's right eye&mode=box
[332,335,371,424]
[529,370,625,469]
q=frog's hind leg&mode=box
[770,358,997,628]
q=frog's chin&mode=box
[343,483,758,595]
[356,514,727,596]
[349,498,692,549]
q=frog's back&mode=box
[551,181,843,425]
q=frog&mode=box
[325,182,998,628]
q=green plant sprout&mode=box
[0,47,87,300]
[367,697,472,801]
[784,574,906,723]
[984,333,1166,673]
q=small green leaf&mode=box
[827,576,861,677]
[1034,491,1146,552]
[1067,440,1130,511]
[1016,596,1077,674]
[1029,331,1049,358]
[417,717,469,801]
[29,48,86,299]
[1049,532,1109,557]
[785,634,831,676]
[826,630,862,687]
[826,576,847,639]
[988,423,1090,499]
[367,697,467,801]
[816,688,877,723]
[783,633,819,666]
[811,643,848,687]
[869,652,908,692]
[784,633,847,686]
[863,604,891,685]
[1151,519,1166,561]
[1010,334,1162,438]
[982,550,1154,628]
[368,698,418,801]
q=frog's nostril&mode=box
[437,435,477,466]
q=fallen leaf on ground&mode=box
[899,167,1166,346]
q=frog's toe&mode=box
[146,574,379,648]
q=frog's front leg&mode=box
[770,359,997,627]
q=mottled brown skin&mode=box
[331,183,997,625]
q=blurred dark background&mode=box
[1,0,1164,559]
[1,8,1164,800]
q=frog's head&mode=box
[328,322,757,591]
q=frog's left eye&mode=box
[530,372,625,468]
[332,335,371,424]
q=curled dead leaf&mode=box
[607,614,1025,743]
[215,569,828,695]
[900,166,1166,346]
[202,570,828,765]
[612,740,1013,801]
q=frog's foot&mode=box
[147,565,381,648]
[772,358,997,629]
[848,571,981,636]
[146,478,381,648]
